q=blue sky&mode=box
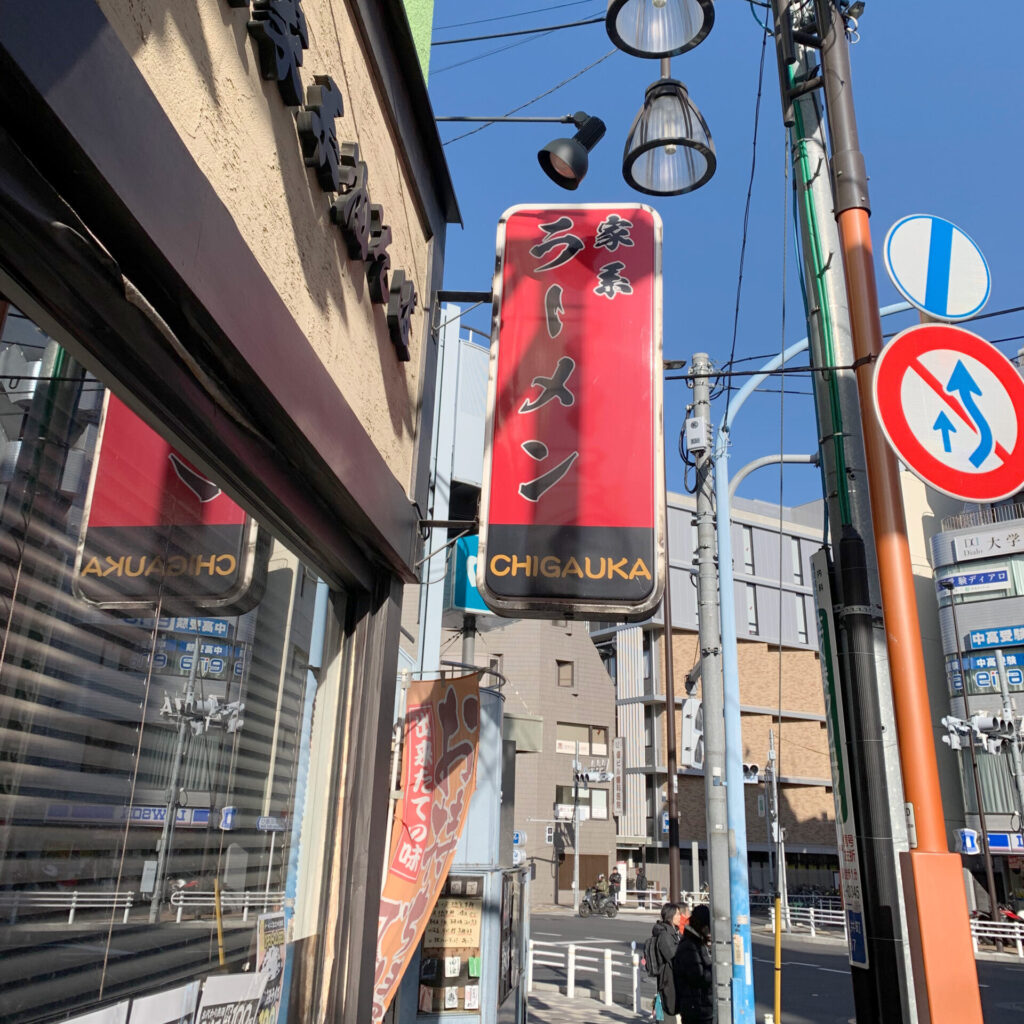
[427,1,1024,508]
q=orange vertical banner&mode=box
[372,673,480,1021]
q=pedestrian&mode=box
[676,903,713,1024]
[649,902,683,1022]
[609,866,622,904]
[636,866,649,908]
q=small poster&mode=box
[444,988,459,1010]
[464,985,480,1011]
[256,912,286,1024]
[420,958,439,980]
[128,982,200,1024]
[195,973,266,1024]
[418,986,434,1013]
[444,956,460,979]
[467,957,481,978]
[424,898,483,950]
[449,879,463,895]
[464,880,479,896]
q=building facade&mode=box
[592,491,839,895]
[0,2,455,1022]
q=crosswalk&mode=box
[528,989,645,1022]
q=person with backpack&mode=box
[676,903,713,1024]
[646,903,684,1020]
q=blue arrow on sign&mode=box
[932,411,956,452]
[945,360,992,467]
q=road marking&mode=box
[753,956,848,974]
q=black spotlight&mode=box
[538,112,607,191]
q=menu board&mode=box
[418,874,485,1015]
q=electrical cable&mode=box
[723,16,772,426]
[441,48,618,144]
[434,0,600,32]
[433,31,555,75]
[431,16,604,46]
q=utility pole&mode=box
[662,508,682,903]
[768,9,918,1016]
[783,2,984,1019]
[995,650,1024,821]
[689,352,732,1023]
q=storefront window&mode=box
[0,303,340,1023]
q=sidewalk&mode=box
[528,989,645,1022]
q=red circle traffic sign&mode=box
[873,323,1024,502]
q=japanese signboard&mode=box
[811,551,868,969]
[74,394,268,612]
[951,524,1024,562]
[373,674,480,1022]
[967,626,1024,649]
[935,567,1010,595]
[479,204,665,618]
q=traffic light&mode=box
[680,697,704,770]
[742,763,760,784]
[941,715,972,751]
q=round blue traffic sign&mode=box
[883,214,990,322]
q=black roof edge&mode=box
[351,0,461,228]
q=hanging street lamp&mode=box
[605,0,716,58]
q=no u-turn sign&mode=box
[873,323,1024,502]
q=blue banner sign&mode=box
[968,626,1024,649]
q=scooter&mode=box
[578,887,618,918]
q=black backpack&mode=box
[642,932,661,979]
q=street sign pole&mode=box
[810,2,984,1020]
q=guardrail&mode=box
[169,889,291,923]
[619,888,667,908]
[526,940,640,1011]
[769,903,846,937]
[971,918,1024,957]
[0,889,134,925]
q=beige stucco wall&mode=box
[97,0,433,491]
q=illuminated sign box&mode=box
[478,204,665,619]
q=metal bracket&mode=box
[431,290,493,336]
[418,519,478,530]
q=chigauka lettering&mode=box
[489,554,652,581]
[80,554,238,579]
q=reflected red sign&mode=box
[74,394,266,612]
[479,204,664,617]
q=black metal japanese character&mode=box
[247,0,309,107]
[594,261,633,300]
[529,217,584,272]
[519,357,576,414]
[295,76,344,193]
[518,441,579,502]
[544,284,564,339]
[594,214,634,252]
[366,205,392,304]
[331,143,371,260]
[387,270,418,362]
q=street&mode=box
[528,910,1024,1021]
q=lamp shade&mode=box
[606,0,715,58]
[538,114,607,190]
[622,79,715,196]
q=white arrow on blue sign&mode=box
[957,828,979,855]
[512,830,526,847]
[884,214,990,322]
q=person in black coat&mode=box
[650,902,683,1019]
[676,903,713,1024]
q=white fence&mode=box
[1,890,134,924]
[768,903,846,937]
[526,940,640,1011]
[971,919,1024,957]
[170,889,291,923]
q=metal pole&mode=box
[662,510,682,902]
[149,624,201,924]
[713,426,754,1023]
[462,613,476,666]
[995,649,1024,823]
[264,831,276,906]
[811,1,984,1018]
[690,352,732,1023]
[573,741,581,913]
[944,585,1001,950]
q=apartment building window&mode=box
[791,536,804,584]
[795,595,808,644]
[557,659,575,688]
[556,722,609,756]
[553,785,608,821]
[742,525,755,573]
[489,653,503,676]
[746,584,759,634]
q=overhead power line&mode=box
[434,0,600,32]
[431,16,604,46]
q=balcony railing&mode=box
[942,503,1024,532]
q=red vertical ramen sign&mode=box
[478,204,664,618]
